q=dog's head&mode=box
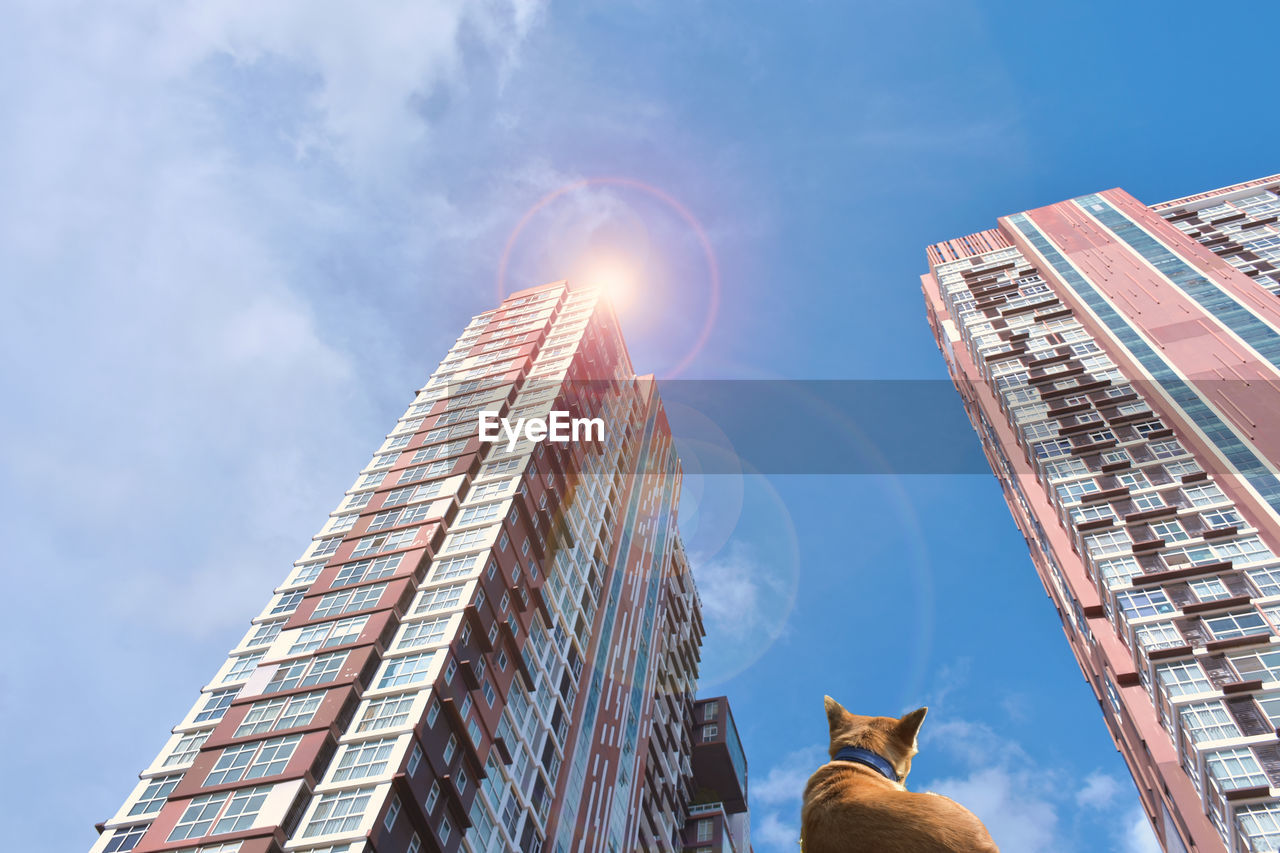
[823,696,928,783]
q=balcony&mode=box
[685,803,742,853]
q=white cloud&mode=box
[1120,807,1163,853]
[923,717,1027,768]
[919,718,1062,853]
[153,0,546,178]
[909,657,972,711]
[1076,771,1123,810]
[0,3,545,850]
[928,765,1059,853]
[753,745,827,806]
[916,719,1161,853]
[0,0,547,629]
[694,541,786,642]
[697,556,763,641]
[750,746,824,853]
[754,811,802,852]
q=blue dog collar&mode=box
[832,746,900,783]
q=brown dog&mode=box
[800,697,999,853]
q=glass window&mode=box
[1205,611,1269,641]
[1189,578,1230,602]
[311,536,343,558]
[1214,536,1273,565]
[333,738,398,782]
[1238,802,1280,851]
[1118,471,1150,490]
[263,651,347,694]
[445,527,492,553]
[1179,702,1241,744]
[1135,622,1183,651]
[1203,508,1243,530]
[168,786,269,840]
[103,824,149,852]
[1206,747,1268,790]
[1164,459,1201,478]
[286,561,327,588]
[164,731,210,768]
[1255,695,1280,727]
[235,691,325,737]
[413,583,466,615]
[1057,479,1099,502]
[290,616,368,655]
[129,776,180,816]
[1231,649,1280,683]
[194,689,239,724]
[1072,504,1115,525]
[351,528,419,558]
[397,616,452,650]
[377,652,437,689]
[356,694,417,733]
[1156,661,1212,698]
[1101,449,1130,466]
[1097,556,1140,589]
[312,585,386,619]
[1184,483,1228,507]
[1086,530,1130,557]
[206,735,301,786]
[244,621,285,648]
[1130,492,1166,512]
[221,653,264,685]
[428,555,481,583]
[332,555,402,588]
[304,787,375,837]
[1115,589,1174,620]
[458,502,505,527]
[1133,421,1164,438]
[383,481,446,509]
[1148,439,1184,459]
[1249,567,1280,597]
[1151,520,1189,543]
[269,591,306,617]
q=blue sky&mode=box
[3,1,1278,851]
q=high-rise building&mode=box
[92,281,730,853]
[923,174,1280,853]
[683,697,750,853]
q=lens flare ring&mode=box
[497,176,720,378]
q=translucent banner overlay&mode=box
[474,378,1276,475]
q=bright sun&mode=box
[582,256,638,313]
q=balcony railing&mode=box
[688,802,724,816]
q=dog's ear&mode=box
[824,695,847,730]
[895,707,927,747]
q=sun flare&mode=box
[581,256,638,313]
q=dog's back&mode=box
[801,697,999,853]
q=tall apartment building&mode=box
[682,697,750,853]
[922,174,1280,853]
[92,281,723,853]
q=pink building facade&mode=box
[923,175,1280,852]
